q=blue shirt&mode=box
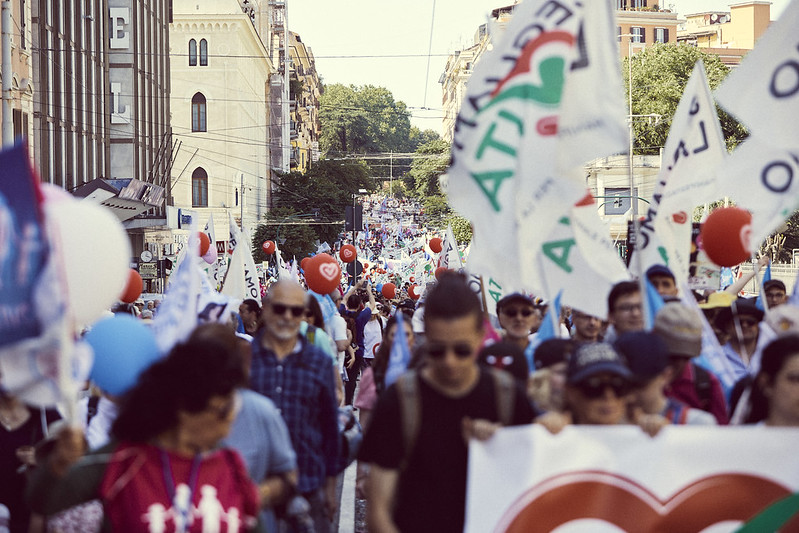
[249,334,340,493]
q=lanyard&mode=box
[160,449,201,533]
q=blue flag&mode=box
[756,262,772,311]
[0,143,49,347]
[525,291,562,370]
[644,276,665,331]
[384,311,411,388]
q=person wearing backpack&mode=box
[358,273,536,533]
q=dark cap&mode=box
[763,279,786,293]
[646,264,675,281]
[716,297,765,327]
[613,331,670,384]
[533,338,574,370]
[496,292,534,312]
[478,342,529,383]
[567,342,632,384]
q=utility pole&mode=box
[2,1,13,147]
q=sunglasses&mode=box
[270,303,306,317]
[426,343,473,360]
[502,307,534,318]
[576,376,631,399]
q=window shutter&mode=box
[664,29,669,42]
[641,28,646,43]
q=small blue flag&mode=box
[384,311,411,388]
[644,276,665,330]
[756,262,772,311]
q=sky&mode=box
[288,0,792,134]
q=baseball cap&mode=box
[653,303,703,358]
[715,297,765,327]
[496,292,534,312]
[567,342,632,384]
[614,331,670,384]
[533,338,575,371]
[646,264,675,280]
[698,291,735,310]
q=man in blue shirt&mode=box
[339,279,376,404]
[250,280,340,532]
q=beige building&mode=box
[616,1,679,58]
[0,0,34,152]
[288,31,322,174]
[677,1,772,66]
[169,0,273,246]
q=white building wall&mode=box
[170,0,272,240]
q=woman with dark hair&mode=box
[28,337,262,532]
[743,334,799,426]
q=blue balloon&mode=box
[85,315,162,397]
[376,283,384,293]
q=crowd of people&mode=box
[2,201,799,533]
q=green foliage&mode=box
[761,210,799,263]
[409,127,442,150]
[447,215,473,245]
[252,207,318,263]
[319,84,414,156]
[624,44,747,155]
[409,139,450,199]
[268,159,375,249]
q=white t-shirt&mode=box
[363,316,384,360]
[76,395,118,450]
[326,314,349,366]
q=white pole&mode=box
[2,1,14,146]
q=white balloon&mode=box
[46,199,131,326]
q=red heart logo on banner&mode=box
[499,472,796,533]
[672,211,688,224]
[319,263,340,282]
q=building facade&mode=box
[1,0,35,152]
[288,30,321,173]
[676,1,771,67]
[169,0,273,249]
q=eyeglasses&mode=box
[501,307,535,318]
[738,318,759,328]
[426,343,473,360]
[576,376,631,399]
[614,303,642,314]
[270,303,306,318]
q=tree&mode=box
[625,43,747,155]
[319,84,414,156]
[268,159,375,248]
[252,207,318,263]
[409,127,441,151]
[408,139,450,199]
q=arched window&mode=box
[188,39,197,66]
[199,39,208,66]
[192,167,208,207]
[191,92,206,132]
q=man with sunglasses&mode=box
[359,273,536,533]
[497,292,541,352]
[250,280,340,532]
[717,297,775,382]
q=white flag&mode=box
[715,138,799,253]
[636,62,727,284]
[221,227,261,302]
[536,195,629,320]
[203,214,219,287]
[714,0,799,149]
[438,224,463,271]
[446,0,627,293]
[228,212,241,256]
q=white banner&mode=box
[466,425,799,533]
[446,0,627,294]
[714,0,799,149]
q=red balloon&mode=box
[198,232,211,256]
[305,254,341,294]
[382,282,397,299]
[409,276,415,283]
[262,240,276,255]
[435,267,449,280]
[429,237,443,253]
[120,269,143,303]
[408,284,420,300]
[300,257,311,271]
[700,207,753,267]
[339,244,357,263]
